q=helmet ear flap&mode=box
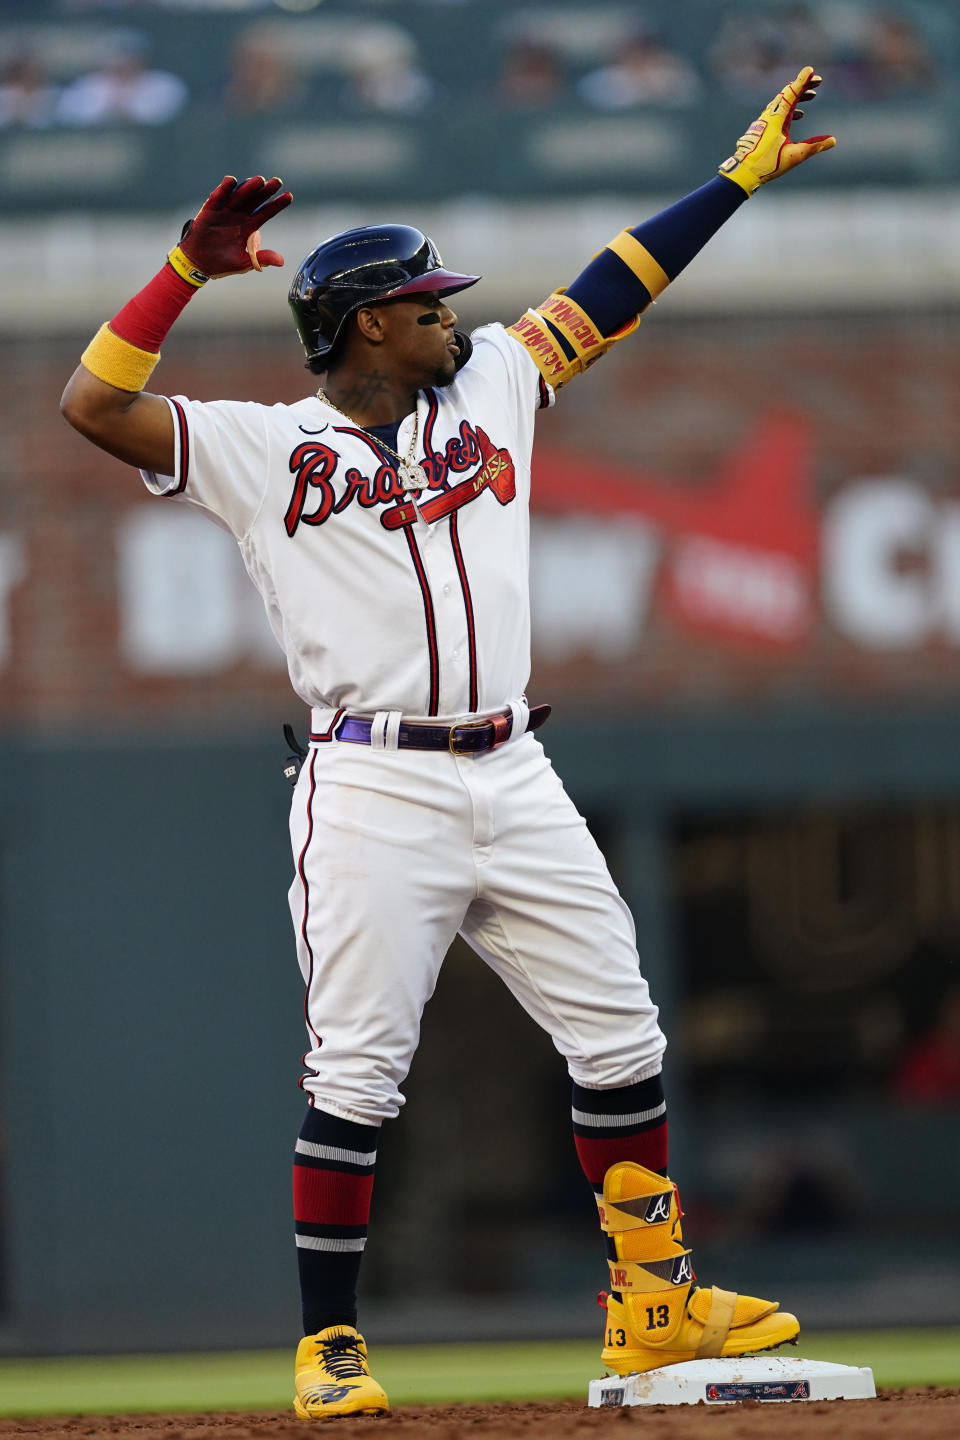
[453,329,473,371]
[302,311,355,374]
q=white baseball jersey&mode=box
[140,316,665,1124]
[141,323,554,723]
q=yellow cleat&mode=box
[293,1324,390,1419]
[598,1161,799,1376]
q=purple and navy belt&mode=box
[331,703,551,756]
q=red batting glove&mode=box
[178,174,293,279]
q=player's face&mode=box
[378,292,460,389]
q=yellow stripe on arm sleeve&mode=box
[80,323,161,393]
[605,230,671,300]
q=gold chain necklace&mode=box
[315,386,429,492]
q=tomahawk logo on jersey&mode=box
[284,417,515,536]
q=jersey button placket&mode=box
[424,544,469,716]
[414,398,472,716]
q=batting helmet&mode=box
[288,224,480,372]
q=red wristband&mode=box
[110,262,197,353]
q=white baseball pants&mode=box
[287,731,666,1124]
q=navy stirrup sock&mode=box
[294,1106,379,1335]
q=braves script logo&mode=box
[284,420,515,537]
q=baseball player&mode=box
[61,69,834,1419]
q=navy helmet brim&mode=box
[381,269,481,300]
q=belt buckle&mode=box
[449,712,511,756]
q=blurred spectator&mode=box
[717,1129,867,1242]
[839,8,937,99]
[341,32,439,115]
[577,27,702,109]
[55,32,188,125]
[709,5,830,97]
[222,30,306,115]
[496,40,566,110]
[892,980,960,1103]
[710,3,935,103]
[57,1,145,10]
[0,53,61,129]
[59,3,272,10]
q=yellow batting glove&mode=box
[719,65,836,195]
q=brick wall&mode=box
[4,312,960,732]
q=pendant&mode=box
[400,461,430,492]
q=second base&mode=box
[588,1355,876,1407]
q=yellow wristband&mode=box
[167,244,209,288]
[605,230,671,300]
[81,323,160,392]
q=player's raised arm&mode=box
[507,66,835,394]
[60,175,292,474]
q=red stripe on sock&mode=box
[575,1120,668,1187]
[110,264,197,353]
[293,1165,375,1226]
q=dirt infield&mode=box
[4,1390,958,1439]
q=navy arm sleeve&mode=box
[565,176,746,339]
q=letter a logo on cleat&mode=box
[645,1192,672,1224]
[672,1253,693,1285]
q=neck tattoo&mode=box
[315,385,429,493]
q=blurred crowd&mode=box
[0,3,943,130]
[709,4,936,101]
[503,5,939,112]
[0,31,187,127]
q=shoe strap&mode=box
[607,1251,694,1293]
[694,1285,738,1358]
[597,1186,675,1234]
